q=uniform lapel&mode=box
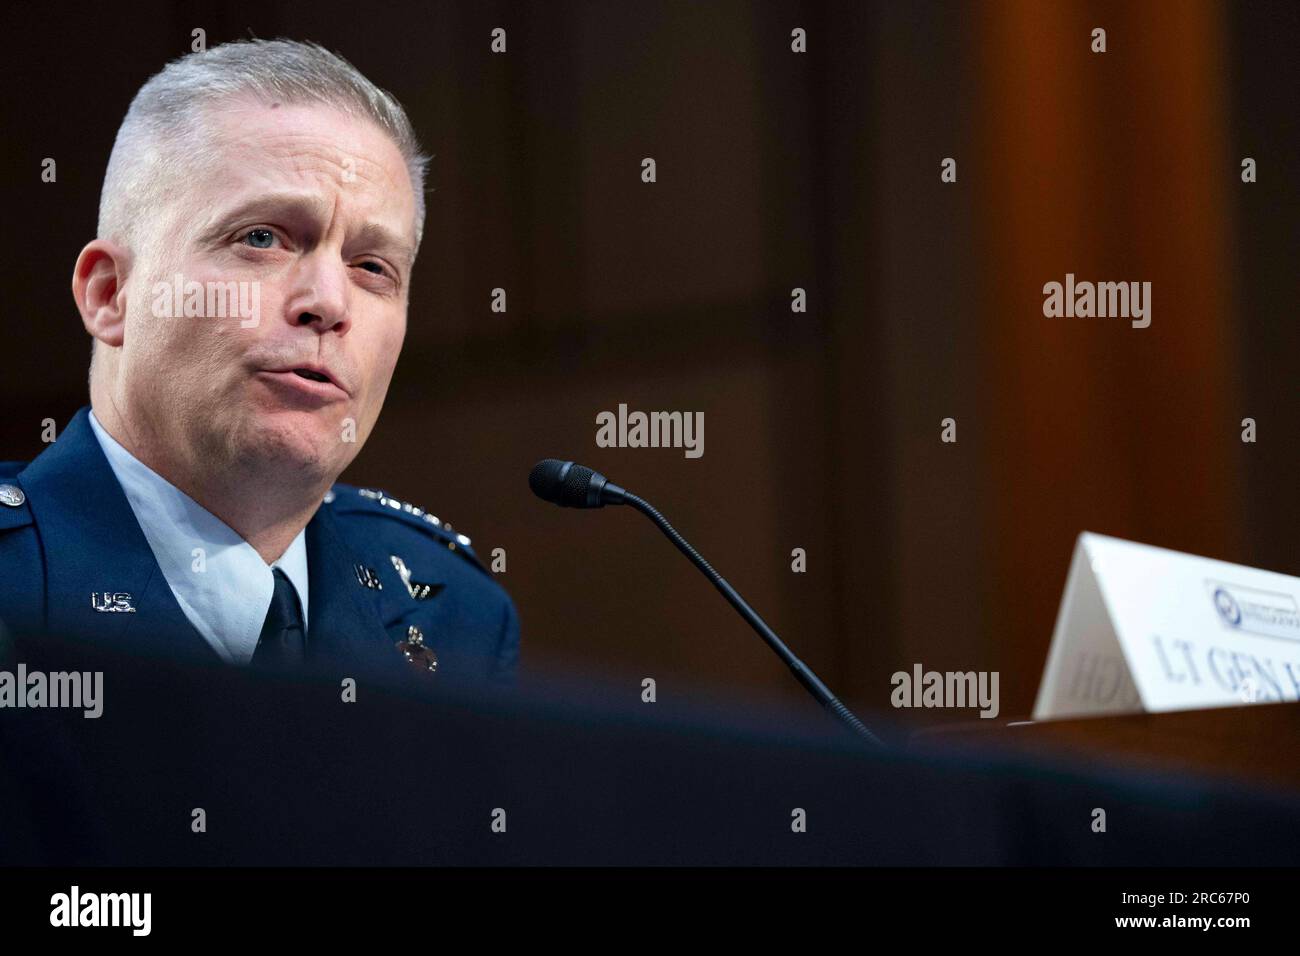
[305,502,407,678]
[19,407,218,662]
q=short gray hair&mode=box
[98,38,429,254]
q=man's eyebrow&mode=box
[208,191,331,230]
[349,221,416,271]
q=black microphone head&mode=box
[529,459,612,508]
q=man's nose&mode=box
[284,252,350,334]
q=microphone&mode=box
[528,459,627,508]
[529,459,883,746]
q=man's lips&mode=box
[258,366,350,401]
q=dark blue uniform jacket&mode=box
[0,407,520,686]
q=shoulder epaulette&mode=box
[0,480,33,532]
[325,484,487,572]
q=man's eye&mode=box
[241,228,276,249]
[357,261,385,276]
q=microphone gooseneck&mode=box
[529,460,882,746]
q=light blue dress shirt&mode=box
[88,410,309,665]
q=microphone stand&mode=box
[616,489,883,747]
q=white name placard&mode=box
[1033,532,1300,720]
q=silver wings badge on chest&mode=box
[390,555,443,601]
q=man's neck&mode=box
[184,486,320,565]
[90,401,328,564]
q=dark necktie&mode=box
[252,568,306,669]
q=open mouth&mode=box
[292,368,331,384]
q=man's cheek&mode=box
[371,357,401,414]
[383,323,406,380]
[124,309,172,368]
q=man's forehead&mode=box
[196,100,417,237]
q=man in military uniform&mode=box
[0,40,519,685]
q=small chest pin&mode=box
[396,625,438,675]
[354,564,383,590]
[91,592,136,613]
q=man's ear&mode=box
[73,239,132,348]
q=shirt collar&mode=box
[87,409,309,663]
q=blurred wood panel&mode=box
[975,0,1243,717]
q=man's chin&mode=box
[236,412,351,482]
